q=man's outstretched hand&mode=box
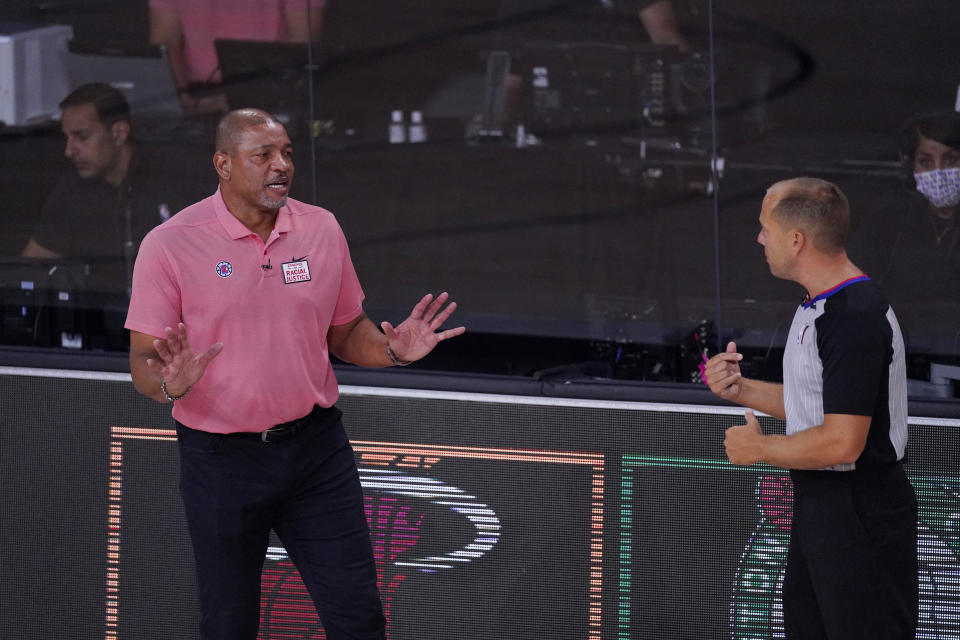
[147,323,223,396]
[381,292,466,363]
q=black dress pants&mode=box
[176,406,385,640]
[784,464,918,640]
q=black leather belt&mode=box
[230,404,330,443]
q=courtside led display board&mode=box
[2,369,958,639]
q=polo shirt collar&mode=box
[212,186,293,240]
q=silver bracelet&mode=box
[386,344,412,366]
[161,378,190,402]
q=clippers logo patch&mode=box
[282,259,311,284]
[215,261,233,278]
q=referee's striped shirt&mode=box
[782,276,909,471]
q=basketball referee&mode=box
[703,177,918,639]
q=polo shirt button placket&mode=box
[259,231,283,279]
[258,237,276,278]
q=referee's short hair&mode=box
[769,177,850,255]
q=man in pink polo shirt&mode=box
[125,108,464,639]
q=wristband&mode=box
[386,344,412,366]
[161,378,190,402]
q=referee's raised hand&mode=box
[703,341,743,402]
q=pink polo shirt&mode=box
[149,0,325,84]
[125,188,364,434]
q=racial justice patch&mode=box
[282,259,311,284]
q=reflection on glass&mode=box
[0,1,958,400]
[148,0,325,115]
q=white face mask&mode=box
[915,167,960,208]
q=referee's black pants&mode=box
[785,463,918,640]
[176,405,385,640]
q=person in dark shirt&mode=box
[22,83,195,298]
[892,110,960,290]
[852,110,960,354]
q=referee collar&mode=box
[802,275,871,309]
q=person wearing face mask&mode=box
[854,110,960,355]
[904,111,960,259]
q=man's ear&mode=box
[110,120,131,146]
[213,151,231,181]
[791,229,807,253]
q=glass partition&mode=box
[0,0,957,401]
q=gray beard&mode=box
[260,193,288,210]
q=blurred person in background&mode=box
[149,0,325,114]
[894,110,960,282]
[21,83,196,298]
[852,110,960,358]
